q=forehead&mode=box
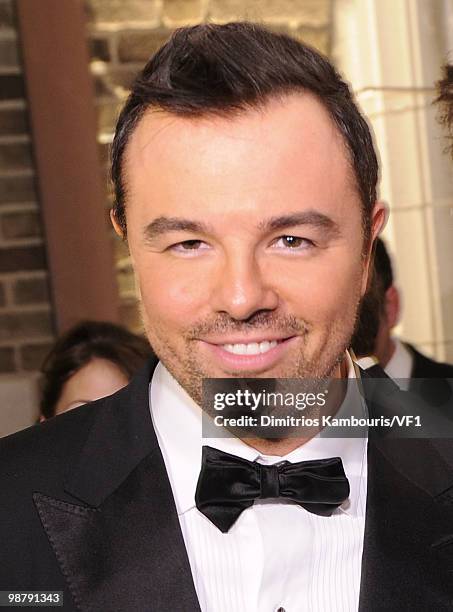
[123,92,358,223]
[59,358,128,401]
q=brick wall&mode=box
[0,0,55,377]
[85,0,333,333]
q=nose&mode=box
[210,251,279,320]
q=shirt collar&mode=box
[150,352,367,518]
[384,338,414,388]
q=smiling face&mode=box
[117,93,384,405]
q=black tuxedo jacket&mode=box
[2,357,453,611]
[408,344,453,380]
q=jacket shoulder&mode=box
[0,356,158,496]
[408,344,453,379]
[0,398,98,495]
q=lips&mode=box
[199,336,298,373]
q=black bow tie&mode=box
[195,446,350,533]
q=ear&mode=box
[110,209,124,239]
[373,201,389,237]
[361,201,388,294]
[384,285,400,328]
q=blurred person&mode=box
[1,23,453,611]
[351,238,453,386]
[39,320,153,420]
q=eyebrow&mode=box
[144,217,213,242]
[143,210,340,242]
[257,211,340,236]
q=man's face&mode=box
[120,93,382,404]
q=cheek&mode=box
[272,249,363,322]
[135,256,210,328]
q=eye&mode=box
[168,239,210,254]
[272,235,315,251]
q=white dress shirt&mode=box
[150,354,368,612]
[384,338,414,390]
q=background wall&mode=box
[0,0,54,375]
[333,0,453,362]
[0,0,54,434]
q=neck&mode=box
[380,337,396,368]
[241,355,350,456]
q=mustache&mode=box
[186,311,309,339]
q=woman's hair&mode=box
[40,320,153,419]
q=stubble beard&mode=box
[141,294,362,409]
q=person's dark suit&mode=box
[2,356,453,611]
[404,344,453,406]
[365,344,453,405]
[407,343,453,380]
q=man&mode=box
[351,237,453,386]
[2,23,453,611]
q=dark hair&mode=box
[436,63,453,155]
[40,321,152,419]
[111,22,378,241]
[351,238,393,355]
[374,236,393,291]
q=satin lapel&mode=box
[359,438,453,611]
[33,358,201,612]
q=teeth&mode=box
[221,340,278,355]
[246,343,259,355]
[259,341,270,353]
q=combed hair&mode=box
[111,22,379,240]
